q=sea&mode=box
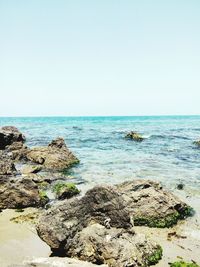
[0,116,200,195]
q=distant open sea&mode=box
[1,116,200,194]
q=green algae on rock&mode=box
[39,190,49,206]
[117,180,194,228]
[134,207,194,228]
[53,182,80,200]
[125,131,144,142]
[147,245,163,265]
[169,261,200,267]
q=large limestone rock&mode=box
[0,126,25,150]
[117,180,193,228]
[0,176,48,209]
[37,185,131,251]
[37,183,160,266]
[25,138,79,171]
[37,180,192,266]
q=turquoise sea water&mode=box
[0,116,200,193]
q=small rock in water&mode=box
[193,140,200,147]
[125,131,144,142]
[177,183,185,190]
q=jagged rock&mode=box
[125,131,144,142]
[0,126,25,150]
[11,145,29,161]
[48,137,67,149]
[26,137,79,171]
[37,185,131,252]
[6,141,25,151]
[0,153,16,175]
[21,165,43,174]
[10,257,108,267]
[117,180,193,228]
[0,176,49,209]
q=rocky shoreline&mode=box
[0,126,199,267]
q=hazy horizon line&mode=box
[0,114,200,118]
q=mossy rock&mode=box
[147,245,163,265]
[169,261,200,267]
[39,190,49,206]
[38,181,50,190]
[125,131,144,142]
[53,182,80,200]
[133,207,194,228]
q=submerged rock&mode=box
[193,140,200,147]
[117,180,193,228]
[0,176,49,209]
[176,183,185,190]
[0,126,25,150]
[26,137,79,171]
[125,131,144,142]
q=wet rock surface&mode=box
[125,131,144,142]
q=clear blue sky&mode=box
[0,0,199,116]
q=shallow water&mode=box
[0,116,200,193]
